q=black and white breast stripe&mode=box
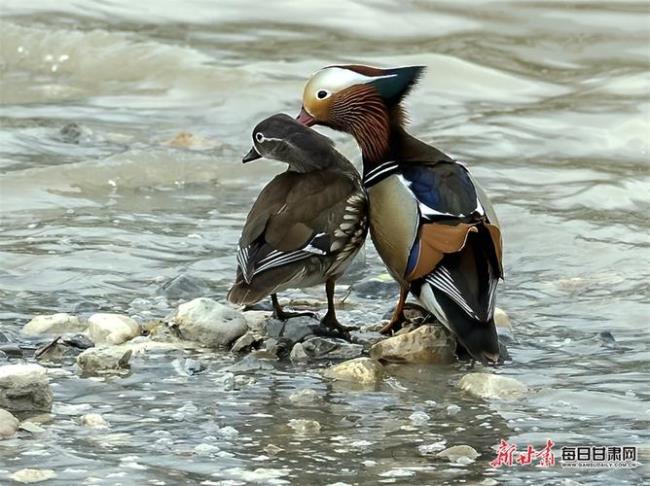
[363,161,399,188]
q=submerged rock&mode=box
[436,445,480,464]
[88,313,140,345]
[288,418,321,435]
[9,468,57,483]
[0,408,19,439]
[36,333,94,362]
[300,337,364,361]
[22,313,86,336]
[174,298,247,347]
[80,413,109,429]
[369,324,456,364]
[323,357,384,384]
[458,372,527,400]
[76,346,132,375]
[0,364,53,413]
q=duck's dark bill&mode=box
[296,107,315,126]
[242,147,261,163]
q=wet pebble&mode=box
[0,364,53,413]
[458,373,528,400]
[446,404,461,416]
[0,344,23,359]
[0,408,19,439]
[436,444,480,464]
[22,313,86,336]
[217,426,239,440]
[418,440,447,455]
[88,313,140,345]
[409,411,430,425]
[288,418,321,435]
[174,298,247,347]
[493,307,514,342]
[369,324,456,364]
[323,357,384,384]
[231,331,261,353]
[302,337,364,361]
[76,346,132,375]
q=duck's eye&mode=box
[255,132,264,143]
[316,90,330,100]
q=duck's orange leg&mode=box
[379,285,409,335]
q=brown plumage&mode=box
[228,114,367,338]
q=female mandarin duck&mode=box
[228,114,367,338]
[296,65,503,364]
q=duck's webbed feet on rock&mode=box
[316,311,358,342]
[271,294,317,321]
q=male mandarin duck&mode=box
[295,65,503,364]
[227,114,368,338]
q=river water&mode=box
[1,1,649,485]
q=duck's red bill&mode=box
[296,107,315,126]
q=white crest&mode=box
[309,67,396,94]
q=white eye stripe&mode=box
[254,132,283,144]
[310,67,397,94]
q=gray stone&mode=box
[0,344,23,359]
[323,357,384,384]
[301,337,363,361]
[76,346,132,375]
[224,352,276,373]
[281,316,321,343]
[175,298,247,347]
[0,408,19,439]
[369,324,456,364]
[23,313,86,336]
[243,311,271,334]
[457,372,527,400]
[289,342,309,362]
[0,364,53,413]
[231,331,261,353]
[88,313,140,345]
[436,445,480,463]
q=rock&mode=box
[88,313,140,345]
[323,358,384,384]
[301,337,364,361]
[22,313,85,336]
[288,418,321,434]
[19,421,45,434]
[369,324,456,364]
[173,357,206,376]
[0,408,19,439]
[264,444,284,455]
[352,274,397,299]
[289,388,320,404]
[280,316,321,343]
[175,298,247,347]
[494,307,514,342]
[9,468,57,483]
[289,342,309,362]
[446,404,461,416]
[436,445,480,464]
[243,311,271,334]
[231,331,261,353]
[0,344,23,358]
[0,364,53,413]
[76,346,132,375]
[457,373,527,400]
[80,413,109,428]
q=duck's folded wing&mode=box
[398,162,503,321]
[236,171,356,283]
